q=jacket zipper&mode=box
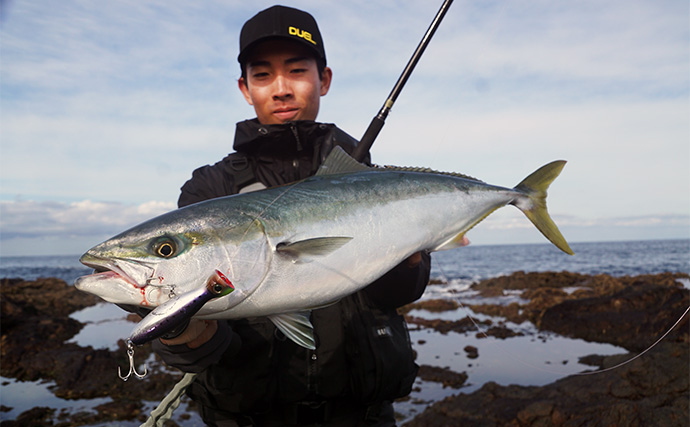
[290,122,301,179]
[308,351,318,393]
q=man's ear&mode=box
[320,67,333,96]
[238,77,254,105]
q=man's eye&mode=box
[253,72,269,78]
[290,68,307,74]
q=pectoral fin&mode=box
[268,312,316,350]
[276,237,352,262]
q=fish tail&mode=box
[513,161,574,255]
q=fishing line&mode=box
[433,262,584,376]
[432,260,690,377]
[572,304,689,376]
[141,372,198,427]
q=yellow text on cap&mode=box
[289,26,317,45]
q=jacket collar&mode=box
[233,119,335,154]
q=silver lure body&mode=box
[128,270,234,345]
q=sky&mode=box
[1,0,688,257]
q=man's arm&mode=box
[363,251,432,309]
[151,320,237,373]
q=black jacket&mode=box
[154,119,431,424]
[178,119,370,207]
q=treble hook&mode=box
[118,339,148,381]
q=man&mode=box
[153,6,431,426]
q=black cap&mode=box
[238,5,326,66]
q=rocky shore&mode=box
[1,272,688,426]
[404,272,689,426]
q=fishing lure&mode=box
[118,269,234,381]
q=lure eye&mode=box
[154,239,176,258]
[212,283,224,294]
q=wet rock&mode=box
[399,298,459,314]
[408,342,688,426]
[471,270,588,291]
[0,278,183,425]
[1,407,55,427]
[94,399,144,421]
[476,287,505,298]
[467,272,689,334]
[468,301,524,324]
[472,271,687,295]
[476,326,522,339]
[417,365,468,388]
[405,315,490,334]
[463,345,478,359]
[4,273,688,426]
[1,278,99,321]
[538,281,689,352]
[578,354,607,367]
[408,272,690,426]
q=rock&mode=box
[538,281,689,352]
[417,365,468,388]
[0,278,99,320]
[408,342,688,426]
[94,400,144,421]
[405,315,490,334]
[0,278,183,425]
[463,345,478,359]
[1,407,55,427]
[468,301,524,324]
[407,272,690,426]
[476,326,522,340]
[471,270,587,291]
[3,273,688,426]
[400,298,459,314]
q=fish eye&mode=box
[154,239,177,258]
[213,283,223,294]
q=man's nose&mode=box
[272,75,293,100]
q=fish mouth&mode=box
[79,253,154,289]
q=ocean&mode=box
[1,239,689,425]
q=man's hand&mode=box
[160,319,218,349]
[405,252,423,268]
[406,236,470,268]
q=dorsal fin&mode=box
[378,164,483,182]
[316,145,484,183]
[315,146,373,176]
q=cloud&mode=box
[0,199,175,239]
[0,0,688,255]
[1,197,687,254]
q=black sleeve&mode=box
[178,154,256,208]
[151,321,240,373]
[178,165,227,208]
[363,251,431,309]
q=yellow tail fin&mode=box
[514,161,574,255]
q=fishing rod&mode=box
[352,0,454,162]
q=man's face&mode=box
[239,40,332,125]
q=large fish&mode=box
[75,148,573,349]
